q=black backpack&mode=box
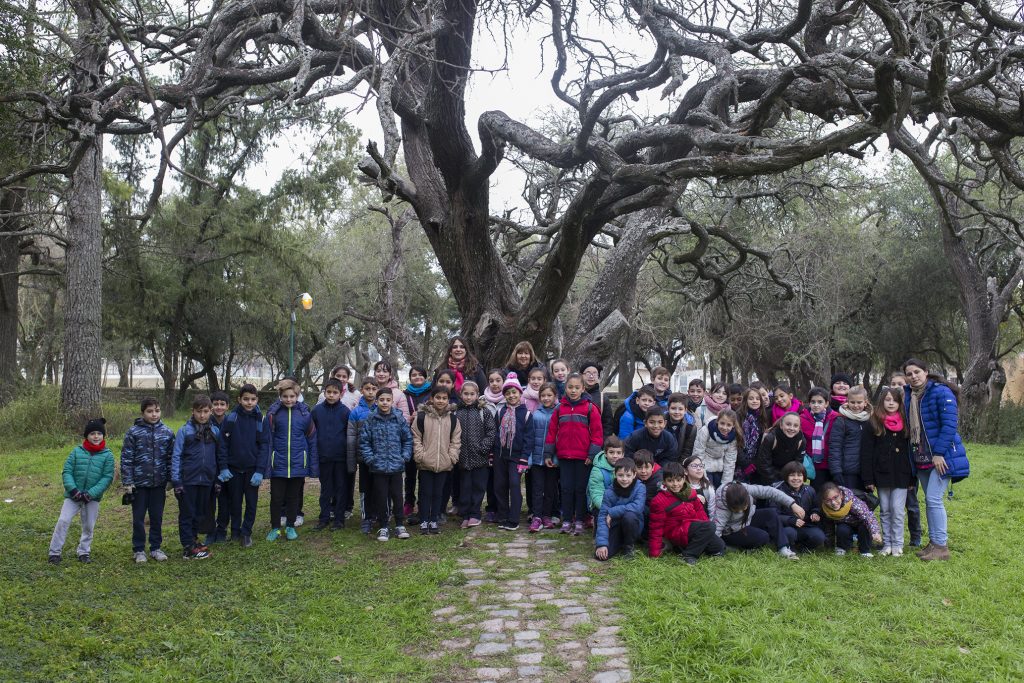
[416,411,457,440]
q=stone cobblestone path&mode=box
[425,530,632,682]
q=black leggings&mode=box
[682,520,726,559]
[721,507,787,550]
[559,459,588,523]
[418,470,448,524]
[270,477,304,529]
[530,465,558,519]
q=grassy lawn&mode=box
[609,443,1024,683]
[1,425,1019,682]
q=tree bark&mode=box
[0,189,23,406]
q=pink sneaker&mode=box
[584,514,595,529]
[529,518,542,533]
[467,518,482,527]
[542,516,555,529]
[572,521,585,536]
[403,503,414,517]
[460,519,470,529]
[560,521,572,534]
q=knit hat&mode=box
[830,372,854,388]
[502,372,523,394]
[83,417,107,437]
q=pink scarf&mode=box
[771,397,802,423]
[522,386,540,412]
[883,412,904,432]
[484,387,505,406]
[448,357,466,391]
[703,394,728,416]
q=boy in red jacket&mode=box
[648,462,725,564]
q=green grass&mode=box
[609,443,1024,683]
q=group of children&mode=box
[47,340,968,565]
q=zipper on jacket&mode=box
[287,407,293,478]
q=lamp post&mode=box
[289,292,313,377]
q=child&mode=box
[594,458,646,560]
[528,383,559,532]
[48,418,115,564]
[550,358,570,398]
[617,385,657,439]
[755,412,807,485]
[828,386,870,490]
[493,373,534,530]
[829,372,853,412]
[545,373,603,535]
[727,383,745,412]
[686,378,705,420]
[712,481,803,559]
[483,368,507,416]
[359,387,413,541]
[374,360,412,424]
[412,386,461,534]
[860,387,915,556]
[121,399,174,562]
[771,383,802,423]
[694,382,729,426]
[819,482,882,557]
[773,462,826,552]
[633,450,663,522]
[587,435,624,516]
[521,367,546,413]
[681,455,716,515]
[889,372,907,389]
[405,365,433,409]
[320,364,360,409]
[455,381,496,528]
[623,406,679,466]
[648,462,725,564]
[737,388,770,482]
[205,389,231,543]
[172,396,229,559]
[665,393,697,462]
[312,378,351,531]
[210,391,230,426]
[263,380,318,542]
[433,368,460,518]
[750,381,771,411]
[651,367,673,406]
[886,370,921,546]
[799,387,838,487]
[348,377,378,534]
[433,370,458,399]
[218,384,266,547]
[692,408,741,488]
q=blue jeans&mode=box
[918,468,948,546]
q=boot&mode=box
[915,542,934,558]
[920,544,950,561]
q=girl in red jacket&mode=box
[545,373,603,536]
[648,462,725,564]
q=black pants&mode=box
[493,460,523,524]
[270,477,304,529]
[404,459,418,508]
[418,470,448,524]
[783,524,826,550]
[178,485,211,550]
[485,466,497,514]
[131,486,166,553]
[598,510,642,560]
[220,468,258,536]
[721,507,786,550]
[559,459,588,523]
[810,469,832,493]
[906,479,922,542]
[459,467,489,520]
[524,467,533,516]
[835,521,873,553]
[682,520,726,559]
[373,472,404,528]
[530,464,558,519]
[319,460,349,523]
[835,473,863,491]
[441,466,459,514]
[343,464,356,514]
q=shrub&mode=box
[0,386,139,450]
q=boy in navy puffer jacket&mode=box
[263,379,318,543]
[312,378,351,531]
[171,395,229,560]
[217,384,266,547]
[359,387,413,541]
[121,398,174,562]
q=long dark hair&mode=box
[724,482,751,527]
[738,388,771,431]
[441,335,481,374]
[902,358,960,399]
[871,387,909,437]
[714,408,745,451]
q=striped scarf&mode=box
[810,412,826,463]
[499,406,517,450]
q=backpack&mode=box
[416,411,458,440]
[222,410,263,441]
[611,402,627,432]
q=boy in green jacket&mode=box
[48,418,115,564]
[587,436,625,513]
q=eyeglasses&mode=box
[687,463,705,469]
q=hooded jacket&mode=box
[616,393,647,440]
[544,395,603,461]
[346,396,375,471]
[587,450,616,511]
[263,400,319,479]
[63,444,115,501]
[828,411,868,483]
[821,486,881,537]
[493,403,535,466]
[311,399,350,463]
[624,427,680,466]
[359,408,413,474]
[594,480,646,548]
[413,403,462,473]
[648,488,709,558]
[692,421,737,485]
[713,483,795,536]
[120,418,174,488]
[455,398,495,470]
[172,419,227,486]
[221,404,267,472]
[529,403,556,467]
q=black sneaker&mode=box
[498,521,520,531]
[241,535,253,548]
[313,520,331,531]
[331,520,345,530]
[78,554,91,564]
[187,546,211,560]
[682,555,698,566]
[622,545,636,559]
[48,554,61,565]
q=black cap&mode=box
[83,417,107,437]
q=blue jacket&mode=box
[347,397,375,471]
[359,408,413,474]
[171,419,227,486]
[311,399,351,463]
[263,401,319,479]
[828,414,867,483]
[623,427,679,466]
[905,381,969,481]
[120,418,174,488]
[595,481,646,547]
[529,405,555,466]
[617,393,646,439]
[492,403,535,466]
[221,405,266,472]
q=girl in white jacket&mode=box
[692,409,743,488]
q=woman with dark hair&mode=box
[901,358,969,562]
[436,336,486,392]
[505,340,548,380]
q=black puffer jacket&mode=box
[456,398,495,470]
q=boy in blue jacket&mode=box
[359,387,413,542]
[171,395,229,560]
[263,379,318,542]
[594,458,646,561]
[216,384,266,548]
[312,378,351,531]
[120,399,174,562]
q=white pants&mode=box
[49,499,100,557]
[877,488,908,549]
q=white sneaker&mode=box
[879,546,893,556]
[280,516,287,527]
[891,547,904,557]
[778,547,799,560]
[295,514,304,527]
[396,525,410,540]
[133,551,147,563]
[860,552,874,558]
[149,549,168,561]
[377,527,390,542]
[834,548,847,556]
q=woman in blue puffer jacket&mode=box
[902,358,968,562]
[263,379,318,542]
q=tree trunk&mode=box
[0,189,23,406]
